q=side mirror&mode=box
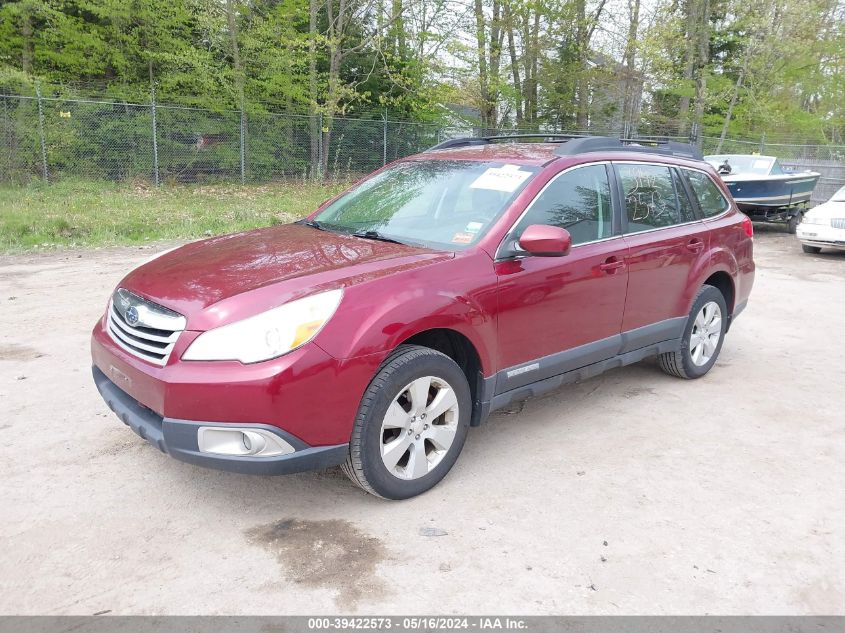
[517,224,572,257]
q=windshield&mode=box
[832,185,845,201]
[705,155,774,176]
[313,160,539,250]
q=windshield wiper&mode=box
[297,219,326,231]
[352,230,405,245]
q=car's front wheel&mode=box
[658,285,728,379]
[802,244,822,254]
[342,345,471,499]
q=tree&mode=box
[620,0,641,134]
[473,0,503,130]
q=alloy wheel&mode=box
[689,301,723,366]
[379,375,460,480]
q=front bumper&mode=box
[93,366,348,475]
[91,314,382,446]
[796,224,845,250]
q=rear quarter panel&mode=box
[703,166,755,312]
[703,208,755,312]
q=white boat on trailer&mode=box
[705,154,821,233]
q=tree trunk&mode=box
[322,0,347,175]
[309,0,320,177]
[575,0,589,129]
[716,49,748,153]
[225,0,245,108]
[691,0,710,141]
[504,2,523,127]
[488,0,502,131]
[322,48,340,175]
[529,11,539,125]
[391,0,405,59]
[519,8,538,127]
[20,3,33,74]
[474,0,491,131]
[621,0,641,134]
[677,0,699,133]
[520,8,532,126]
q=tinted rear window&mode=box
[686,170,730,218]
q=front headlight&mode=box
[182,288,343,363]
[802,216,828,226]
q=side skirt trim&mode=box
[494,334,621,394]
[492,316,687,395]
[471,316,691,426]
[485,337,682,419]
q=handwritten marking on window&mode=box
[623,167,675,224]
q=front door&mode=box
[494,163,629,394]
[614,162,711,350]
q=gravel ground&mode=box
[1,229,844,615]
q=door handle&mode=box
[599,258,626,273]
[686,238,705,253]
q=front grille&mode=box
[106,289,186,366]
[831,218,845,230]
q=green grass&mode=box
[0,178,347,252]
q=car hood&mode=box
[121,223,452,330]
[806,199,845,218]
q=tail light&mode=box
[741,215,754,238]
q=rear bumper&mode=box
[93,366,348,475]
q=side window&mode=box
[617,163,686,233]
[515,164,612,245]
[672,169,697,223]
[685,170,730,218]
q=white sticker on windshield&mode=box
[470,164,532,192]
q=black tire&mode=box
[787,213,802,234]
[658,285,728,380]
[802,244,822,254]
[342,345,472,499]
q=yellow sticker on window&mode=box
[451,232,474,244]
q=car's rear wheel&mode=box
[658,285,728,380]
[342,345,471,499]
[802,244,822,254]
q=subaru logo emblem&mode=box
[125,306,140,326]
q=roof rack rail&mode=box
[426,134,703,160]
[554,136,702,160]
[427,133,587,152]
[427,137,489,151]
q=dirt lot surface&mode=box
[1,230,844,615]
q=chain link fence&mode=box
[2,93,844,206]
[0,93,449,185]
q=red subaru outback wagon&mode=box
[92,135,755,499]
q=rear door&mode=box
[494,162,629,393]
[615,162,710,349]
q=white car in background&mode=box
[796,185,845,253]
